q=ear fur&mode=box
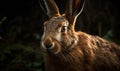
[65,0,85,26]
[39,0,47,15]
[40,0,60,18]
[73,0,85,18]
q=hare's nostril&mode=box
[46,43,54,49]
[42,42,55,49]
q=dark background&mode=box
[0,0,120,71]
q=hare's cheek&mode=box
[54,33,61,42]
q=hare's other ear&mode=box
[39,0,60,18]
[65,0,85,25]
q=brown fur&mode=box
[40,0,120,71]
[42,31,120,71]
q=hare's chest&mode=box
[44,53,85,71]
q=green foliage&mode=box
[104,30,120,45]
[0,44,44,71]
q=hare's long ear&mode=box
[65,0,85,25]
[39,0,60,18]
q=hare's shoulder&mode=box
[76,31,120,53]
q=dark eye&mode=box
[61,26,67,33]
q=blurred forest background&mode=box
[0,0,120,71]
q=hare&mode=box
[40,0,120,71]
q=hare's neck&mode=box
[44,48,84,71]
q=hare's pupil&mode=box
[61,26,67,33]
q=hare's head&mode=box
[40,0,85,54]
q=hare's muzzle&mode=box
[41,37,55,49]
[41,36,61,54]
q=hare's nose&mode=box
[45,42,54,49]
[42,42,55,49]
[41,37,55,49]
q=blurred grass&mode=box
[0,43,44,71]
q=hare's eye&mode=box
[61,26,67,33]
